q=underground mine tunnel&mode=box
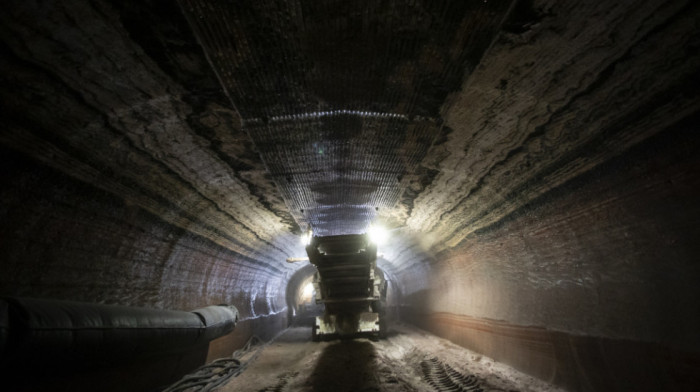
[1,0,699,391]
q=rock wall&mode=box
[394,0,700,389]
[1,0,699,390]
[0,3,300,387]
[402,123,700,390]
[0,0,302,316]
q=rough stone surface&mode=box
[0,0,303,317]
[1,0,699,390]
[393,0,700,348]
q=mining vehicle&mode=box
[305,233,387,340]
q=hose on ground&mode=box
[162,335,265,392]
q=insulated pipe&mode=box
[0,297,238,366]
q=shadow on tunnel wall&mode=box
[3,312,289,392]
[403,307,700,392]
[5,347,209,392]
[308,340,379,392]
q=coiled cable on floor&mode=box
[162,335,265,392]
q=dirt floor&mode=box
[218,317,564,392]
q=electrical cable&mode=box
[161,335,265,392]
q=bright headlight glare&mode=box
[302,282,314,298]
[300,230,313,246]
[367,225,388,245]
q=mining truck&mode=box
[305,233,387,340]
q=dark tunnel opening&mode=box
[1,0,700,391]
[286,264,322,326]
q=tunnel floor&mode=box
[217,321,562,392]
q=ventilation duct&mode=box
[0,297,238,367]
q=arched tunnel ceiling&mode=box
[179,0,514,236]
[1,0,699,352]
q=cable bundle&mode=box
[162,335,264,392]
